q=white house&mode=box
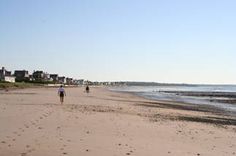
[0,67,15,83]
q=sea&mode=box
[110,85,236,113]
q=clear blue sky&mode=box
[1,0,236,84]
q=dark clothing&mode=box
[86,86,89,93]
[59,92,64,97]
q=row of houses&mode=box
[0,67,84,85]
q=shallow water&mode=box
[110,85,236,113]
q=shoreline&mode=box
[110,89,236,126]
[112,89,236,115]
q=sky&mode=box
[1,0,236,84]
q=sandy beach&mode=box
[0,87,236,156]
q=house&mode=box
[14,70,30,82]
[33,71,47,82]
[29,75,33,81]
[58,76,66,84]
[73,79,84,85]
[66,77,73,85]
[84,80,93,85]
[50,74,59,83]
[32,71,43,81]
[44,73,51,81]
[0,67,15,83]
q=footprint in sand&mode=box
[24,147,35,154]
[38,127,43,130]
[27,149,33,153]
[18,128,24,132]
[20,153,27,156]
[1,141,6,144]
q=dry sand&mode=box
[0,87,236,156]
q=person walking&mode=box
[58,85,66,104]
[85,85,90,94]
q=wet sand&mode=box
[0,87,236,156]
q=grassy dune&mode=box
[0,82,42,89]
